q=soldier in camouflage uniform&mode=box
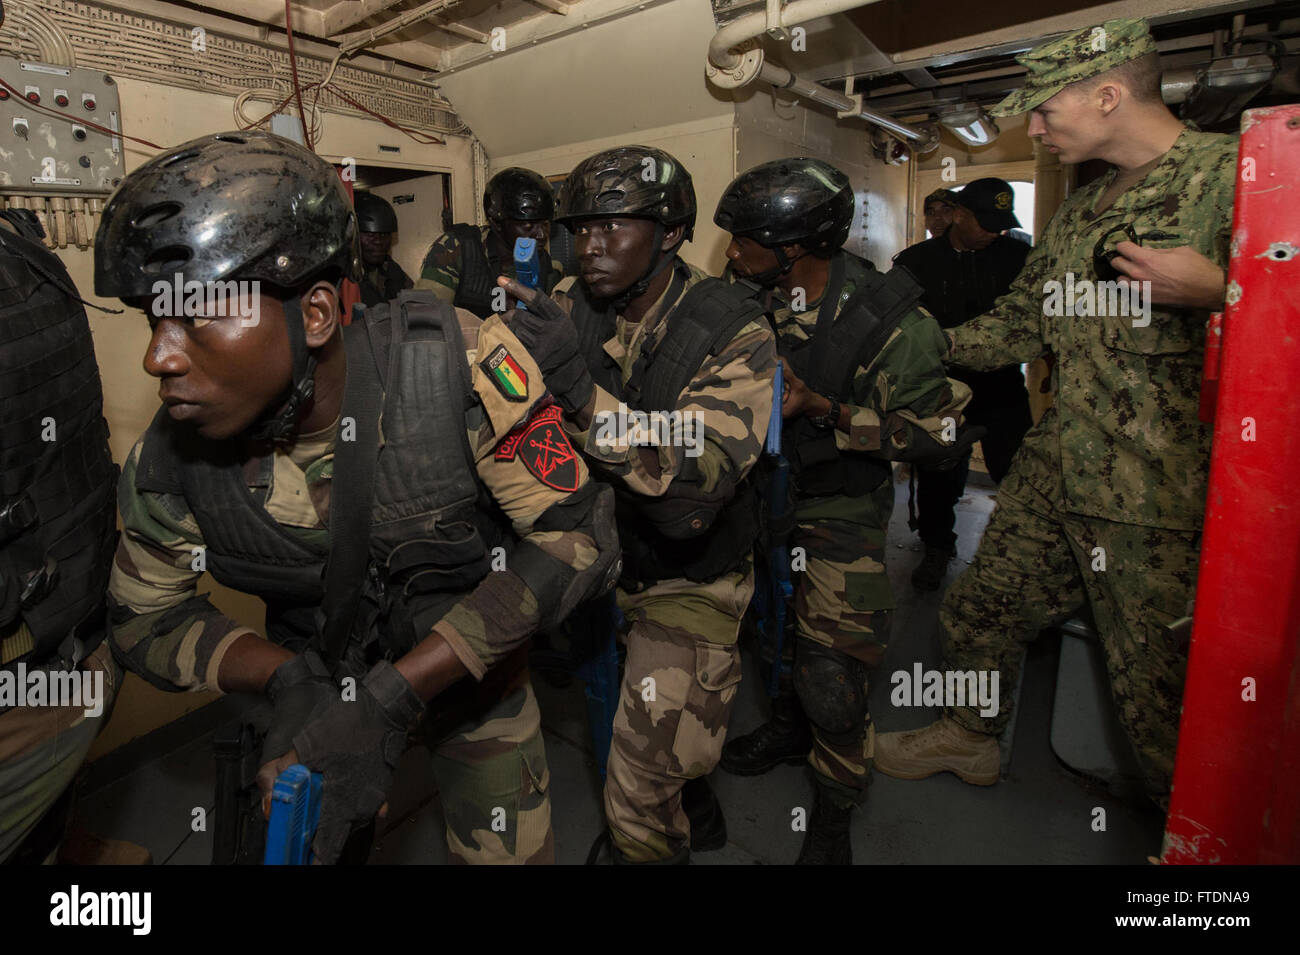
[355,192,413,308]
[874,19,1239,807]
[417,167,563,317]
[501,146,777,864]
[713,158,975,864]
[95,131,619,864]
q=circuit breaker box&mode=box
[0,56,123,195]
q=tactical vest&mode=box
[781,252,922,498]
[0,217,118,671]
[135,295,510,663]
[450,224,554,319]
[569,262,765,587]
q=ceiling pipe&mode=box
[706,0,932,144]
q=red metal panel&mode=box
[1162,105,1300,864]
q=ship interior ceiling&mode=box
[1,0,1297,884]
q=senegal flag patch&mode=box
[480,344,529,402]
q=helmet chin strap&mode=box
[607,223,680,311]
[745,243,806,289]
[250,293,317,443]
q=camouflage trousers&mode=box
[0,642,122,862]
[940,452,1198,802]
[604,564,753,862]
[792,513,894,803]
[423,663,553,864]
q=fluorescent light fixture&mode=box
[938,102,1000,147]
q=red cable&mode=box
[283,0,314,151]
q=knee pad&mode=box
[793,640,869,744]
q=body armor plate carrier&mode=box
[569,262,764,587]
[135,294,510,667]
[782,252,923,498]
[0,216,118,672]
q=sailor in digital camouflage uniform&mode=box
[417,167,563,317]
[502,146,777,864]
[873,18,1239,807]
[96,131,618,864]
[714,158,975,864]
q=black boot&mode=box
[911,544,955,592]
[681,776,727,852]
[720,683,812,776]
[586,829,692,865]
[795,780,854,865]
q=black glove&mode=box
[881,414,987,470]
[261,650,336,770]
[292,660,424,864]
[506,284,595,416]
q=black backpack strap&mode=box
[450,224,496,318]
[568,281,624,397]
[318,303,385,667]
[810,260,922,399]
[629,272,762,413]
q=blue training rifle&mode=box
[754,363,794,697]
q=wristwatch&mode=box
[809,395,840,430]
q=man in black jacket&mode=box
[894,178,1034,591]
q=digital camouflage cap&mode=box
[990,18,1158,117]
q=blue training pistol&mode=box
[263,763,323,865]
[513,236,541,309]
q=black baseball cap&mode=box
[953,178,1020,233]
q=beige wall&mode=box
[434,0,734,162]
[70,77,474,759]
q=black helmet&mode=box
[95,129,360,299]
[484,167,554,222]
[714,158,853,255]
[95,130,359,444]
[355,191,399,233]
[555,146,696,239]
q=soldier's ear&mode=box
[300,281,340,348]
[1095,80,1123,116]
[662,223,686,251]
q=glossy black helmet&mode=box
[94,129,361,299]
[355,191,399,233]
[484,167,555,222]
[555,146,696,239]
[714,157,854,254]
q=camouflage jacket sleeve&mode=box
[553,279,779,499]
[841,308,972,456]
[430,311,616,680]
[107,440,257,692]
[413,230,462,305]
[947,236,1054,370]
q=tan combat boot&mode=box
[874,716,999,786]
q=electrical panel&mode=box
[0,56,123,196]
